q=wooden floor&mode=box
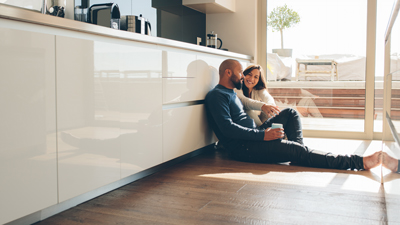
[34,138,398,225]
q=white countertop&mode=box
[0,4,252,61]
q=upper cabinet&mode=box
[182,0,235,14]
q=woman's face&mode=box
[244,69,260,90]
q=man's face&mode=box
[230,62,244,90]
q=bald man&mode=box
[205,59,381,171]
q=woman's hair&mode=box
[242,65,267,95]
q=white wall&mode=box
[206,0,258,58]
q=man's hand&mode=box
[263,128,284,141]
[261,104,281,118]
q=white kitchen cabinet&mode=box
[56,36,121,202]
[161,47,197,79]
[162,104,214,162]
[195,54,221,97]
[0,28,57,225]
[162,50,219,104]
[56,34,164,200]
[197,52,227,73]
[197,52,249,73]
[119,40,163,178]
[0,6,252,223]
[162,47,197,104]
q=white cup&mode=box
[271,123,283,129]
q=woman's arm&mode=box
[258,89,276,106]
[235,89,280,119]
[235,89,264,110]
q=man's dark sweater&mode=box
[205,84,265,145]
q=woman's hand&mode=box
[261,104,281,118]
[263,128,284,141]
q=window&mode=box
[266,0,369,134]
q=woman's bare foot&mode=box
[382,152,399,172]
[363,151,382,170]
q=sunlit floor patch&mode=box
[199,171,338,188]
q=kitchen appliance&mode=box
[45,0,66,17]
[206,31,222,49]
[74,0,90,22]
[120,14,152,35]
[88,3,120,29]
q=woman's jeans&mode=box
[226,108,364,170]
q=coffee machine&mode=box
[74,1,120,30]
[88,3,120,29]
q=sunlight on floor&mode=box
[382,142,400,195]
[199,171,338,188]
[200,138,386,193]
[340,167,382,193]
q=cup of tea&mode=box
[271,123,283,129]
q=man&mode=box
[205,59,381,170]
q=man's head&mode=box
[218,59,244,90]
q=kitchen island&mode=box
[0,4,252,225]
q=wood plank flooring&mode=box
[35,138,393,225]
[382,141,400,224]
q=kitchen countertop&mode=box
[0,4,252,61]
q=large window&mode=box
[266,0,368,133]
[374,0,397,134]
[388,5,400,133]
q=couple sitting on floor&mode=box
[205,59,400,173]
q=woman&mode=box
[235,64,276,126]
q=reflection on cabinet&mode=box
[162,104,214,162]
[0,28,58,225]
[162,50,220,104]
[56,36,121,202]
[120,41,163,179]
[56,36,164,201]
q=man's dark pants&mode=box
[225,108,364,170]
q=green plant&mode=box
[267,4,300,49]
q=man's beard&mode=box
[233,77,243,90]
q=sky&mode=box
[267,0,397,77]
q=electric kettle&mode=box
[206,31,223,49]
[120,14,151,35]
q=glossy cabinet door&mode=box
[162,48,219,104]
[56,35,163,200]
[162,47,197,104]
[0,28,57,224]
[195,53,221,96]
[162,105,214,162]
[119,40,163,178]
[56,36,122,202]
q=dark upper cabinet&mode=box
[153,0,206,45]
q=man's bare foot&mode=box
[382,152,399,173]
[363,151,382,170]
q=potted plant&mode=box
[268,4,300,57]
